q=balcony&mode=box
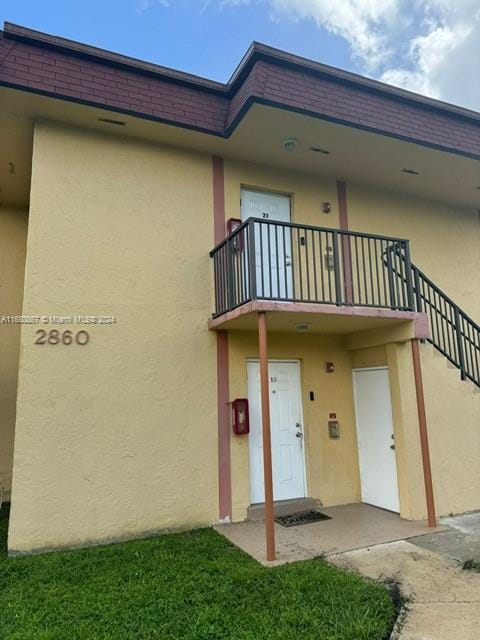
[210,218,420,335]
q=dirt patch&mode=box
[383,578,409,640]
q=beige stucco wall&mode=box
[228,332,361,521]
[420,343,480,516]
[350,345,387,369]
[347,183,480,518]
[227,327,443,523]
[355,331,480,521]
[8,121,218,553]
[9,136,480,551]
[346,184,480,320]
[223,160,480,521]
[0,206,28,498]
[385,341,427,520]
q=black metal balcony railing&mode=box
[210,218,414,317]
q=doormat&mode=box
[275,510,332,527]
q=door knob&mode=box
[296,432,303,438]
[390,444,395,450]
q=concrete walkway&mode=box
[329,539,480,639]
[215,504,442,565]
[410,511,480,563]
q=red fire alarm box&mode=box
[232,398,249,435]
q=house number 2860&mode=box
[35,329,90,345]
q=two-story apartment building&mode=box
[0,22,479,558]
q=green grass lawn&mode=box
[463,559,480,572]
[0,504,395,639]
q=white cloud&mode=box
[221,0,480,110]
[137,0,170,13]
[268,0,399,69]
[379,2,479,109]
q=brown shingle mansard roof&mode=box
[2,21,480,159]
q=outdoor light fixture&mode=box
[322,202,332,213]
[295,323,311,332]
[402,168,420,175]
[98,118,126,126]
[309,146,330,155]
[282,138,298,152]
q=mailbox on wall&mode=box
[328,420,340,439]
[226,218,243,252]
[226,218,242,236]
[232,398,250,435]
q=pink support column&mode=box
[258,311,276,561]
[337,180,353,304]
[411,339,437,527]
[212,156,232,520]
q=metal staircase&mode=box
[411,263,480,388]
[387,240,480,387]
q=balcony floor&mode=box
[209,300,429,337]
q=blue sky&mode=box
[0,0,354,81]
[1,1,479,110]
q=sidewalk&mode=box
[329,539,480,639]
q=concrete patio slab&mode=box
[409,511,480,563]
[329,540,480,640]
[214,503,443,565]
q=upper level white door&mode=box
[247,360,305,504]
[240,189,293,299]
[353,367,400,513]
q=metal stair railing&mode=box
[385,243,480,387]
[412,264,480,387]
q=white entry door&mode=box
[353,368,400,513]
[247,360,305,504]
[240,189,293,299]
